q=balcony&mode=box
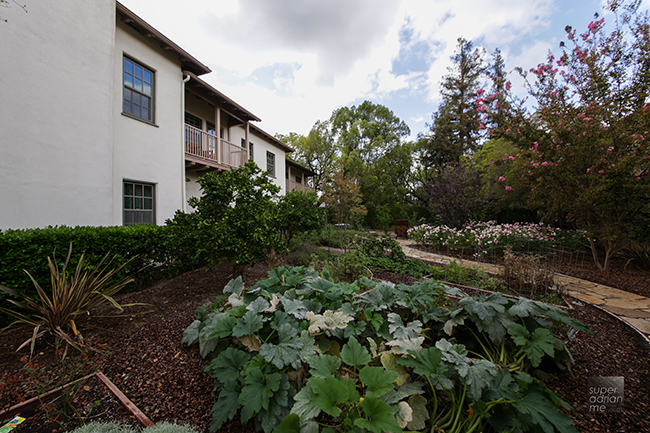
[185,124,248,172]
[287,180,313,193]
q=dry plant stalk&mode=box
[502,246,557,298]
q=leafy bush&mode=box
[409,221,588,255]
[0,245,135,356]
[166,161,284,275]
[277,191,325,249]
[183,266,587,433]
[294,227,372,250]
[0,224,171,301]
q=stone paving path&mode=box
[397,239,650,340]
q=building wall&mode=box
[246,130,287,195]
[0,0,116,229]
[112,20,186,226]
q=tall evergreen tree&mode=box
[422,38,485,173]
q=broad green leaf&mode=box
[232,310,264,337]
[464,359,498,401]
[308,375,349,417]
[359,366,398,398]
[508,324,559,367]
[395,401,413,429]
[239,369,282,424]
[305,278,334,294]
[224,276,245,295]
[459,294,511,343]
[299,330,318,361]
[248,297,271,314]
[260,323,303,369]
[258,374,292,433]
[407,394,429,431]
[341,376,360,402]
[290,383,321,421]
[344,320,366,338]
[199,313,228,358]
[281,296,309,319]
[397,347,449,388]
[354,396,402,433]
[306,354,341,378]
[210,381,241,432]
[181,319,201,346]
[380,353,409,386]
[205,347,250,383]
[273,414,300,433]
[305,310,353,335]
[270,310,296,331]
[511,383,579,433]
[387,313,422,339]
[386,337,424,355]
[341,337,371,367]
[209,316,237,339]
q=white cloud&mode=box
[120,0,589,136]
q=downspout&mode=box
[181,74,191,212]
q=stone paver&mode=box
[398,239,650,340]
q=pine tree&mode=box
[422,38,485,174]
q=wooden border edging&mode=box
[0,371,155,428]
[0,372,96,421]
[95,371,154,427]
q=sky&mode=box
[120,0,630,141]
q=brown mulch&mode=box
[1,255,649,433]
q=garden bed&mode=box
[1,256,649,432]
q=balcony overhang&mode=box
[183,71,261,125]
[185,154,231,174]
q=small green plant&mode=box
[70,421,201,433]
[0,245,136,357]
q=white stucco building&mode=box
[0,1,310,230]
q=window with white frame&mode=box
[249,142,254,161]
[123,57,154,122]
[123,181,155,226]
[266,151,275,177]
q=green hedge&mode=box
[0,225,175,299]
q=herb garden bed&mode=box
[1,257,649,433]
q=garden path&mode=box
[397,239,650,340]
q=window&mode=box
[123,181,155,226]
[266,151,275,177]
[185,112,202,129]
[295,173,302,184]
[249,142,254,161]
[123,57,154,122]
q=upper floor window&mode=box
[266,151,275,177]
[249,142,254,161]
[123,57,154,122]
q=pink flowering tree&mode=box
[477,1,650,272]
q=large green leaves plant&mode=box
[183,265,585,433]
[0,245,135,357]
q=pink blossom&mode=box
[505,186,512,191]
[509,156,515,161]
[498,176,506,181]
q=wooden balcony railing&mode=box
[185,124,248,169]
[287,180,313,193]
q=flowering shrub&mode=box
[408,221,586,254]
